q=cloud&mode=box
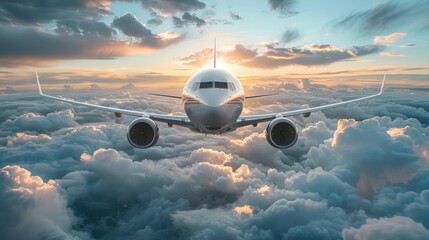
[400,43,416,48]
[224,44,259,63]
[2,110,78,132]
[234,205,253,215]
[0,13,182,67]
[179,42,384,69]
[380,52,403,57]
[56,20,117,38]
[121,83,135,90]
[230,12,242,21]
[267,0,298,16]
[0,26,136,67]
[1,84,429,239]
[333,1,429,35]
[113,13,183,48]
[147,18,163,27]
[90,83,101,90]
[7,133,52,147]
[343,216,429,240]
[0,165,85,239]
[113,13,153,38]
[131,0,206,16]
[0,0,110,25]
[281,28,300,44]
[374,32,406,45]
[173,12,206,28]
[246,43,383,69]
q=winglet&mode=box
[378,73,387,95]
[36,72,43,95]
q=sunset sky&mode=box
[0,0,428,90]
[1,1,429,240]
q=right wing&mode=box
[246,93,278,99]
[36,73,192,128]
[235,74,386,128]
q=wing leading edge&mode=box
[35,73,192,128]
[235,74,386,128]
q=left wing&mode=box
[148,93,182,99]
[235,74,386,128]
[36,73,192,128]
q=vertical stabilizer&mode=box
[214,38,216,68]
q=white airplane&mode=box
[36,43,386,149]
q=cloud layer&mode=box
[1,80,429,239]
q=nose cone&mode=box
[198,89,229,107]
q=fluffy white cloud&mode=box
[342,216,429,240]
[1,84,429,239]
[0,165,87,240]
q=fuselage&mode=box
[182,68,244,134]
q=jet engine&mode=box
[266,118,298,148]
[127,118,159,148]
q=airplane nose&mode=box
[198,91,229,107]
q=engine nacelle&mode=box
[127,118,159,148]
[266,118,298,148]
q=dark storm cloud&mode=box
[333,0,429,35]
[173,12,206,28]
[267,0,298,16]
[281,28,300,44]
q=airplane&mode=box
[35,41,386,149]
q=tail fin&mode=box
[214,38,216,69]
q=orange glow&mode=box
[234,205,253,215]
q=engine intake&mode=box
[266,118,298,148]
[127,118,159,148]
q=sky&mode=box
[0,0,428,90]
[1,1,429,240]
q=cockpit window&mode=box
[195,81,236,90]
[228,82,236,91]
[214,82,228,89]
[200,82,213,89]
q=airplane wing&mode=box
[246,93,278,99]
[36,73,192,128]
[148,93,182,99]
[235,74,386,128]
